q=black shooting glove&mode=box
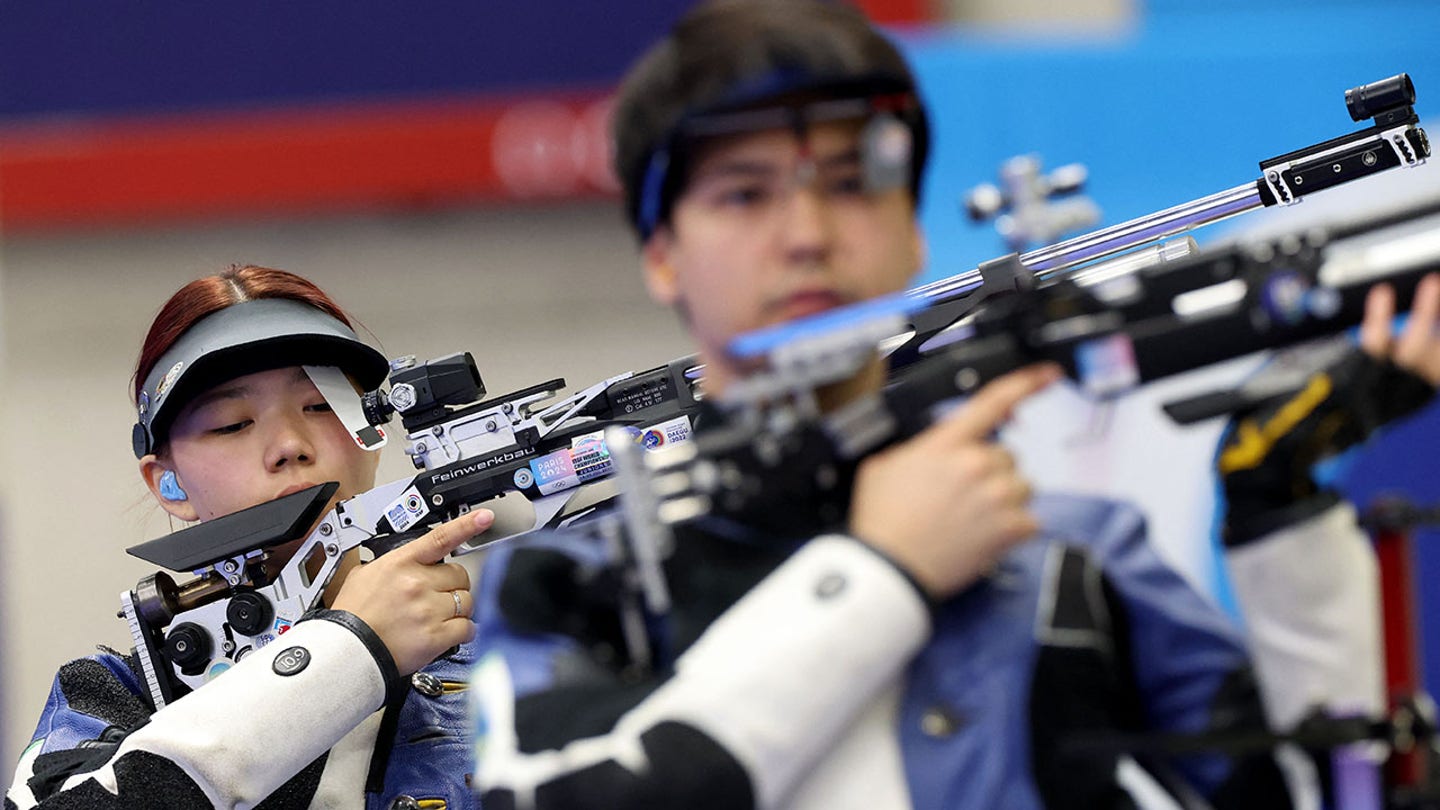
[1219,345,1436,546]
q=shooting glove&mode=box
[1219,345,1435,546]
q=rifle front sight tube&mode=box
[1022,182,1263,276]
[911,182,1265,305]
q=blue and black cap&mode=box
[612,0,931,242]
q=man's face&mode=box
[642,118,925,393]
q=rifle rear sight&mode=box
[380,352,487,432]
[1346,73,1417,126]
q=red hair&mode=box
[133,265,357,405]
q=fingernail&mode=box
[473,509,494,528]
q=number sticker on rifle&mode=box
[383,487,430,532]
[1076,334,1139,398]
[527,416,694,496]
[637,416,692,449]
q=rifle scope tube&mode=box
[1346,74,1416,123]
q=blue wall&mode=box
[0,3,685,118]
[908,1,1440,280]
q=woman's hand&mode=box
[332,509,495,675]
[849,364,1060,601]
[1359,272,1440,383]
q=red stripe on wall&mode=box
[0,91,618,232]
[852,0,933,25]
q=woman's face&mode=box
[140,366,381,528]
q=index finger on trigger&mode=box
[401,508,495,566]
[938,363,1062,443]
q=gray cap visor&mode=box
[133,298,387,458]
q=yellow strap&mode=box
[1218,373,1334,474]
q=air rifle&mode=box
[120,353,700,708]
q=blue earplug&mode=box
[158,470,189,502]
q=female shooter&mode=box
[7,265,490,809]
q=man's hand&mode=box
[849,364,1061,600]
[332,509,495,675]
